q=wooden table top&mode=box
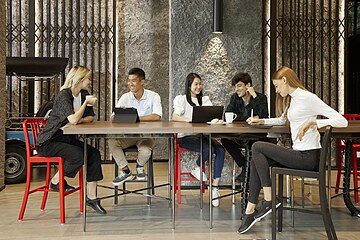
[63,120,360,136]
[63,121,192,135]
[63,120,288,135]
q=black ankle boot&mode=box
[86,198,107,214]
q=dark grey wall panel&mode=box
[171,0,262,113]
[170,0,263,184]
[117,0,169,118]
[116,0,170,160]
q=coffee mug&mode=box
[225,112,237,123]
[86,95,94,106]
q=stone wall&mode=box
[170,0,262,184]
[0,0,6,190]
[116,0,170,160]
[114,0,263,183]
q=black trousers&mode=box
[221,138,256,168]
[248,141,320,204]
[36,139,103,182]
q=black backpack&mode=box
[35,101,53,119]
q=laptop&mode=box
[112,107,140,123]
[191,106,224,123]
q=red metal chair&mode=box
[335,114,360,203]
[18,118,83,224]
[174,134,206,204]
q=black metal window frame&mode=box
[6,0,117,161]
[264,0,346,116]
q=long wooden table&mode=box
[64,121,288,230]
[64,121,193,231]
[190,123,290,228]
[64,120,360,231]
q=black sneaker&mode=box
[237,211,259,234]
[254,199,281,221]
[49,180,75,193]
[86,197,107,214]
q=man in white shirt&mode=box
[109,68,162,186]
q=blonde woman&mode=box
[238,66,347,234]
[36,65,106,214]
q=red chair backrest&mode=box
[175,133,188,154]
[22,118,46,159]
[343,114,360,121]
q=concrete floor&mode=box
[0,163,359,240]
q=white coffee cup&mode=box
[225,112,237,123]
[86,95,94,106]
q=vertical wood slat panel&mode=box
[6,0,13,116]
[5,0,116,160]
[266,0,343,110]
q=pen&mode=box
[251,109,253,119]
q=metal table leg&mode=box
[83,135,88,232]
[240,143,250,218]
[170,136,176,229]
[343,140,360,217]
[200,135,203,209]
[209,134,213,229]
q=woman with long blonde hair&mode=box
[36,65,106,214]
[238,66,347,234]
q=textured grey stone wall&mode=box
[170,0,262,184]
[116,0,169,160]
[0,0,6,190]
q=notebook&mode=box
[245,123,273,129]
[191,106,224,123]
[112,107,140,123]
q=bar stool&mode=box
[18,118,83,224]
[113,146,155,206]
[271,126,337,240]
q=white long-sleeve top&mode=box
[264,88,348,151]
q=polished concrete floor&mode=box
[0,163,359,240]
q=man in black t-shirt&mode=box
[221,72,269,183]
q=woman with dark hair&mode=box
[237,66,347,234]
[172,73,225,207]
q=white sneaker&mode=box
[136,165,146,180]
[191,167,208,181]
[212,187,220,207]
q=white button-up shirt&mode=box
[115,89,162,118]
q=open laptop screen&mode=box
[113,107,140,123]
[191,106,224,123]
